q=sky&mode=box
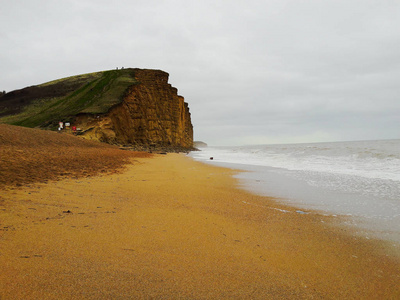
[1,0,399,146]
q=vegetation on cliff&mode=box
[0,69,137,128]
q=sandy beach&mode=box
[1,149,400,299]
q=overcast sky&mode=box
[1,0,399,145]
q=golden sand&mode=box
[1,154,399,299]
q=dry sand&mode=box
[1,151,400,299]
[0,124,154,189]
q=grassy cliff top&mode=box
[0,68,138,128]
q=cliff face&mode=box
[0,68,193,151]
[74,69,193,150]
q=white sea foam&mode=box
[193,139,400,181]
[190,139,400,242]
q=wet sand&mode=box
[1,154,400,299]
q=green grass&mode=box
[37,71,103,87]
[1,69,138,129]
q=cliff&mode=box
[0,68,194,151]
[74,69,193,150]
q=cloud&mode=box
[1,0,399,145]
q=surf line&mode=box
[241,201,291,213]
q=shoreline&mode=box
[194,158,400,259]
[190,151,400,246]
[1,154,400,298]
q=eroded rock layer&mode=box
[74,69,193,150]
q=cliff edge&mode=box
[0,68,194,151]
[75,69,193,150]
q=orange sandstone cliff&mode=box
[68,69,193,151]
[0,68,194,151]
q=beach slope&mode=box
[1,126,399,298]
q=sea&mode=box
[189,139,400,244]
